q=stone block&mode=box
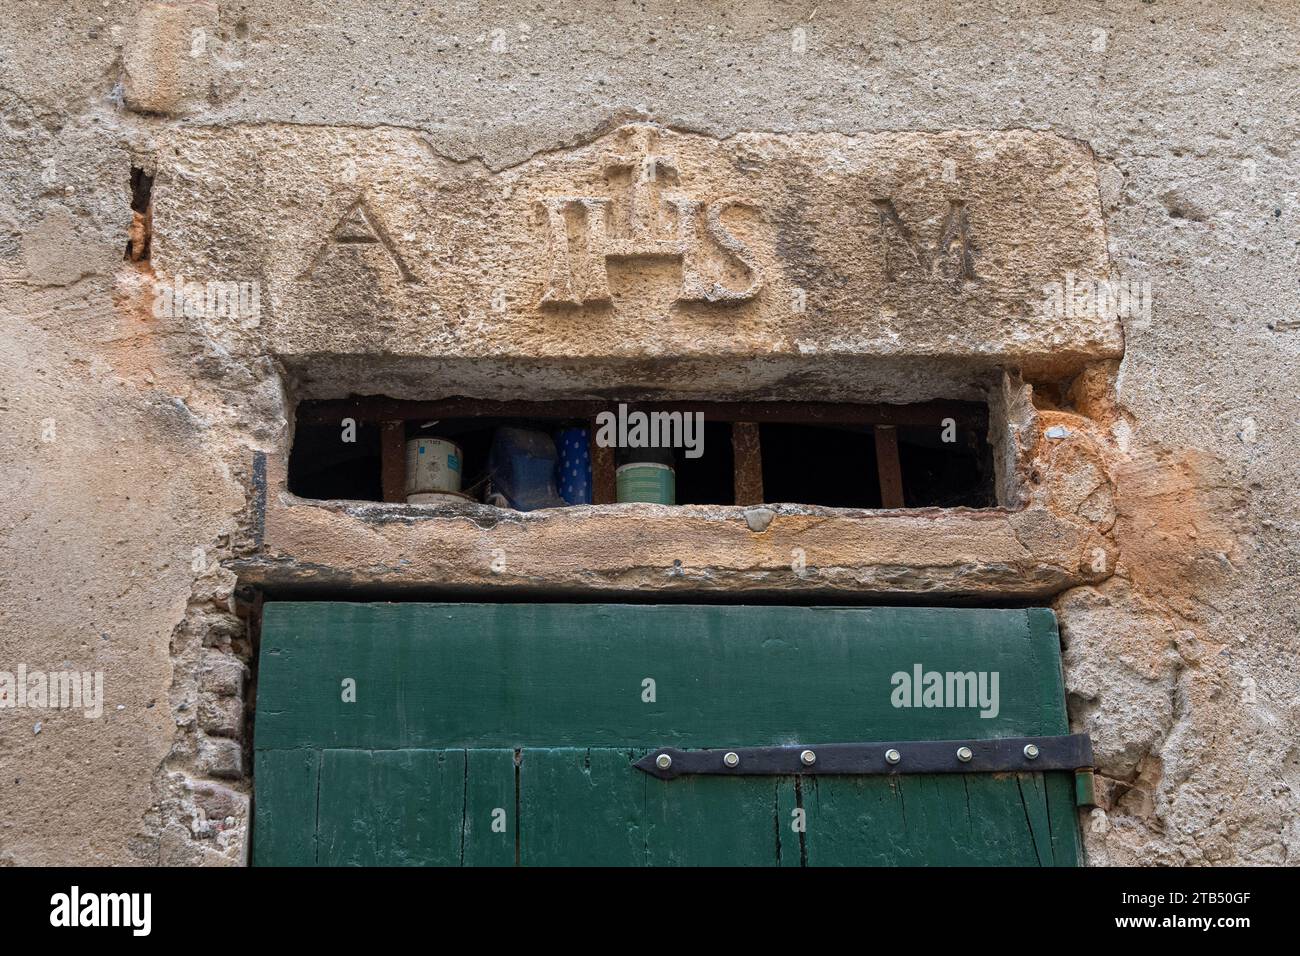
[199,694,244,738]
[123,2,219,116]
[152,124,1120,402]
[199,650,245,698]
[196,736,245,780]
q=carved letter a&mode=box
[300,197,417,283]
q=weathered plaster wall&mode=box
[1,0,1296,865]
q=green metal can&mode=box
[616,462,675,504]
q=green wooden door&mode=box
[254,603,1083,866]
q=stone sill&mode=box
[231,489,1108,600]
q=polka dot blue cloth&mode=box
[555,427,592,505]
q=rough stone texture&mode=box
[1,0,1296,866]
[244,389,1115,599]
[152,124,1119,400]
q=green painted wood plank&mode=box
[256,604,1065,750]
[956,773,1047,866]
[884,774,983,865]
[315,749,466,866]
[1027,607,1070,736]
[462,749,517,867]
[643,773,780,866]
[798,771,1080,867]
[518,748,647,866]
[953,771,1083,866]
[254,603,1082,867]
[252,748,320,867]
[776,777,802,867]
[1045,771,1085,866]
[518,748,781,866]
[800,775,914,866]
[1015,772,1054,866]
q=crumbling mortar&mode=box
[1057,428,1260,863]
[138,524,254,866]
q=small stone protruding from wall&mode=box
[198,645,248,739]
[199,694,245,739]
[196,736,245,780]
[123,3,219,116]
[157,772,249,866]
[199,648,246,698]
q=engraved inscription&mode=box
[873,198,977,289]
[156,125,1118,364]
[301,196,417,283]
[539,129,762,306]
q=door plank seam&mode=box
[313,750,323,866]
[794,776,808,867]
[513,748,522,868]
[1015,775,1045,867]
[459,749,469,867]
[773,780,781,867]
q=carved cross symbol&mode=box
[538,128,763,307]
[602,127,679,242]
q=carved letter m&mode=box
[873,198,977,290]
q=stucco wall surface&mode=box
[0,0,1296,865]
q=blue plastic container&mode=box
[487,427,567,511]
[555,427,592,505]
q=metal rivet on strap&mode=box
[655,753,672,770]
[723,751,740,768]
[956,746,973,763]
[800,749,817,766]
[885,748,902,765]
[1023,744,1040,760]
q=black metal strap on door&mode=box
[634,733,1093,781]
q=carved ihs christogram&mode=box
[537,128,763,306]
